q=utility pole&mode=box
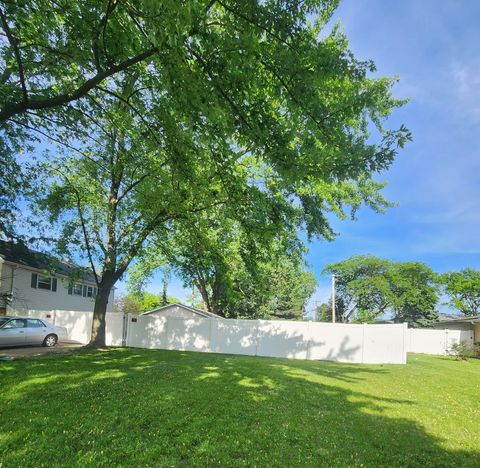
[331,273,336,323]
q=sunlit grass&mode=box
[0,349,479,466]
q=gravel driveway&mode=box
[0,343,83,359]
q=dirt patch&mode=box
[0,343,83,359]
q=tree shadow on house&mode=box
[0,348,478,467]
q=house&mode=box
[432,316,480,342]
[142,303,221,320]
[0,240,113,314]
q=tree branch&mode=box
[0,47,157,121]
[10,118,110,172]
[0,7,28,102]
[54,168,100,285]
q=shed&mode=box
[141,303,221,320]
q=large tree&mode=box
[323,256,392,322]
[141,218,318,319]
[440,269,480,317]
[36,1,409,346]
[323,256,439,326]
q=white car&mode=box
[0,316,68,347]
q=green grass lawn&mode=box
[1,349,479,467]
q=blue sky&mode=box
[119,0,480,312]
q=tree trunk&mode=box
[88,282,113,348]
[195,280,211,312]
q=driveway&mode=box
[0,343,83,359]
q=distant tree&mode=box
[242,256,317,320]
[315,303,330,321]
[323,256,392,322]
[314,298,346,322]
[113,295,142,314]
[440,269,480,317]
[161,269,171,307]
[186,288,205,311]
[388,262,439,327]
[323,256,439,326]
[114,291,180,314]
[141,292,163,312]
[130,212,317,320]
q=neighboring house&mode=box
[142,303,221,320]
[0,240,113,314]
[432,316,480,342]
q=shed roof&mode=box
[141,303,221,319]
[436,316,480,324]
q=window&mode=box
[26,319,45,328]
[37,276,52,290]
[68,283,97,298]
[0,317,10,328]
[31,273,57,292]
[4,319,26,329]
[86,286,95,298]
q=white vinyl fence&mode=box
[126,314,408,364]
[10,309,409,364]
[12,309,125,346]
[408,328,474,355]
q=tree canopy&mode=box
[114,291,181,315]
[439,269,480,317]
[127,208,317,319]
[323,256,439,327]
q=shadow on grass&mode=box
[0,348,478,467]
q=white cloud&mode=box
[452,61,480,119]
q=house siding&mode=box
[432,322,472,332]
[474,323,480,343]
[1,263,113,313]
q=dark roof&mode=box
[438,313,461,321]
[0,240,96,282]
[142,303,222,319]
[436,315,480,324]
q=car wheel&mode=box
[43,334,57,347]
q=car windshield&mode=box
[0,317,10,328]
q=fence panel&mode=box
[164,317,212,352]
[105,313,125,346]
[126,316,407,364]
[408,328,474,355]
[363,324,408,364]
[307,322,364,362]
[212,319,258,356]
[408,329,447,355]
[256,320,310,359]
[52,310,93,344]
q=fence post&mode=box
[444,328,448,356]
[306,321,311,360]
[361,323,367,364]
[209,318,217,353]
[121,313,127,347]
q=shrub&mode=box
[450,341,480,360]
